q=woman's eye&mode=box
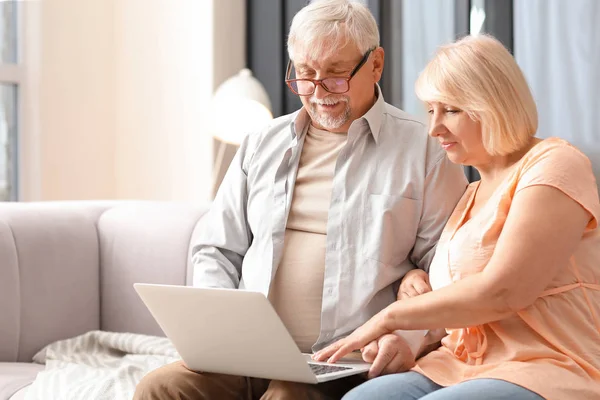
[427,109,434,114]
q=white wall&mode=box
[32,0,116,200]
[21,0,246,203]
[114,0,213,202]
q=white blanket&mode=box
[25,331,180,400]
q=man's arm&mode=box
[349,148,466,377]
[411,151,468,272]
[191,134,256,288]
[392,149,465,362]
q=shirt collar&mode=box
[290,108,311,142]
[359,84,385,144]
[289,83,386,144]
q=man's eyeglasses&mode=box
[285,48,374,96]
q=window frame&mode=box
[0,0,36,201]
[0,1,23,201]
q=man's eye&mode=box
[427,109,434,114]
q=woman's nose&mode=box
[428,115,445,137]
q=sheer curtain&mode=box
[514,0,600,176]
[401,0,455,117]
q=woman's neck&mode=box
[474,137,540,185]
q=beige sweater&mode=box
[268,124,347,352]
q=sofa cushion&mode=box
[0,363,44,400]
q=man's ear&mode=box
[372,47,385,82]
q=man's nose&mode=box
[313,82,329,99]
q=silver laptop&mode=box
[134,283,370,384]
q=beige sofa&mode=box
[0,201,208,400]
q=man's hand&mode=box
[361,334,415,379]
[399,269,431,300]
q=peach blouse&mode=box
[414,138,600,399]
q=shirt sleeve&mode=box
[191,132,257,288]
[515,142,600,232]
[410,152,468,272]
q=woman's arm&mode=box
[315,184,590,362]
[384,184,590,330]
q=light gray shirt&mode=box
[192,88,468,350]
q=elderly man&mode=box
[134,0,467,399]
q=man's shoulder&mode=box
[240,110,301,171]
[377,103,429,147]
[267,111,300,131]
[246,111,299,145]
[379,103,448,171]
[382,103,427,131]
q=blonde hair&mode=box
[415,34,538,156]
[287,0,379,61]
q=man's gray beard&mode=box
[308,102,351,131]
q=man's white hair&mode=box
[287,0,380,61]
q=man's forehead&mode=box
[293,51,361,70]
[292,41,362,69]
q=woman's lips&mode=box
[441,142,456,150]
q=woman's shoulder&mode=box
[523,137,590,165]
[516,137,594,180]
[513,137,600,233]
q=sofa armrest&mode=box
[0,202,111,362]
[98,202,208,336]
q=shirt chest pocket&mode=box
[362,194,420,266]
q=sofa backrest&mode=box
[97,202,206,336]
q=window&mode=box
[0,1,20,201]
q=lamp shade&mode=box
[211,69,273,145]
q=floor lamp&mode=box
[211,69,273,194]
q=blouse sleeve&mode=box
[515,142,600,232]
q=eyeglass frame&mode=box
[284,48,375,96]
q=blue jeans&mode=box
[342,371,545,400]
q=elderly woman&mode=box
[314,35,600,399]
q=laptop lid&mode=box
[134,283,321,383]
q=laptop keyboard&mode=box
[309,363,353,376]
